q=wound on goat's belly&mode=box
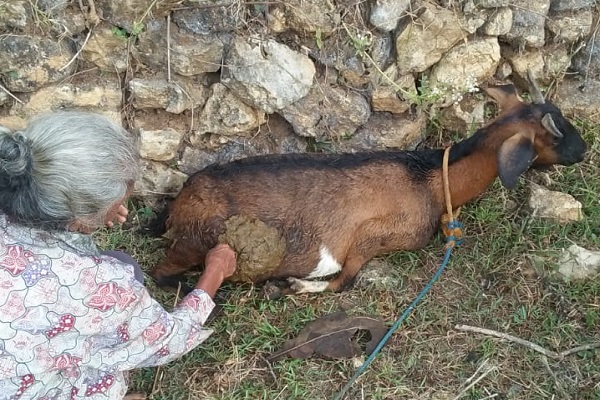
[218,215,286,282]
[307,245,342,278]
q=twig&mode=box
[0,83,24,104]
[456,324,560,358]
[137,0,159,27]
[59,28,93,71]
[559,342,600,357]
[452,359,497,400]
[464,358,490,386]
[479,394,499,400]
[541,355,570,399]
[166,14,171,83]
[455,324,600,360]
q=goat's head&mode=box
[482,70,587,188]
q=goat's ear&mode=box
[497,131,535,189]
[483,84,523,110]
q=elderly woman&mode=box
[0,112,236,399]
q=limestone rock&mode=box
[135,160,188,197]
[278,0,339,34]
[543,45,571,80]
[528,183,583,223]
[139,128,184,162]
[370,31,394,70]
[439,98,487,134]
[221,36,315,113]
[370,0,411,32]
[460,4,490,34]
[572,34,600,80]
[173,2,239,35]
[505,47,571,85]
[0,75,122,128]
[0,1,29,31]
[504,0,550,48]
[554,79,600,123]
[495,61,513,80]
[0,90,9,106]
[81,24,129,72]
[0,36,76,92]
[335,111,425,152]
[48,7,87,37]
[128,78,208,114]
[481,7,512,36]
[506,50,545,84]
[550,0,595,12]
[547,9,593,42]
[395,4,466,75]
[281,84,370,139]
[371,73,416,114]
[193,83,266,140]
[477,0,511,7]
[305,37,369,87]
[178,114,306,174]
[558,245,600,281]
[135,20,225,75]
[95,0,173,34]
[429,37,501,98]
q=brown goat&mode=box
[150,78,586,294]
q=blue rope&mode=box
[333,223,462,400]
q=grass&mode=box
[94,119,600,400]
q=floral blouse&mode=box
[0,214,215,399]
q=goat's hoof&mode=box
[262,282,282,300]
[287,277,304,293]
[287,277,329,294]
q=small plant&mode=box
[111,26,128,39]
[131,21,145,36]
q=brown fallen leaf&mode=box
[268,311,388,362]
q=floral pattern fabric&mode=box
[0,214,215,399]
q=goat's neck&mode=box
[431,127,511,210]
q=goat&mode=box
[150,75,587,295]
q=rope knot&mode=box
[443,219,464,248]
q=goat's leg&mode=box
[286,252,367,293]
[286,216,410,294]
[150,241,206,291]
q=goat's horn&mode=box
[542,113,563,139]
[526,68,545,104]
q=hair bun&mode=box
[0,128,34,189]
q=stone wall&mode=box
[1,0,599,200]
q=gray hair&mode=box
[0,112,139,229]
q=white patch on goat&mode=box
[288,278,329,293]
[307,245,342,278]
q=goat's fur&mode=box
[150,81,587,294]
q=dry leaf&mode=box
[268,311,387,362]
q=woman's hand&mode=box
[105,204,129,228]
[195,244,237,297]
